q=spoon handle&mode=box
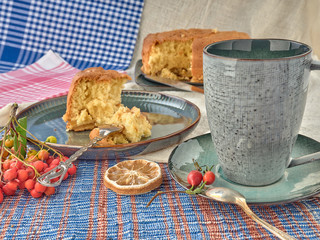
[238,201,297,240]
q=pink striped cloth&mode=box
[0,50,79,109]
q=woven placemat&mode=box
[1,161,320,239]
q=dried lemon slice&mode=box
[103,159,162,195]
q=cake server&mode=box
[143,74,204,93]
[37,125,122,187]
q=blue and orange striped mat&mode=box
[1,160,320,239]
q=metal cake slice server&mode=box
[37,125,122,187]
[143,74,204,93]
[206,187,297,240]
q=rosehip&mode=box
[187,170,203,187]
[203,171,215,185]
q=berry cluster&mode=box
[0,104,78,204]
[147,160,216,207]
[0,148,77,203]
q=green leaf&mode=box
[14,117,27,158]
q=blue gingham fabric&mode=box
[0,0,144,73]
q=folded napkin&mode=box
[0,50,79,126]
[0,0,144,73]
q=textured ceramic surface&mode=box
[203,39,319,186]
[17,91,200,160]
[134,60,203,91]
[168,133,320,205]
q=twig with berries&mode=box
[0,103,77,203]
[146,159,215,207]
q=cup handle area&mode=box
[310,60,320,70]
[288,151,320,168]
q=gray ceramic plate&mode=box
[168,133,320,205]
[17,91,200,160]
[134,60,203,91]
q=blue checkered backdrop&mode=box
[0,0,144,73]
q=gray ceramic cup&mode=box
[203,39,320,186]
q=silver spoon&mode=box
[205,187,297,240]
[37,124,122,187]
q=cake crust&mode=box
[63,67,131,131]
[141,29,250,82]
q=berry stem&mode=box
[146,190,187,207]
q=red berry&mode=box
[51,177,60,183]
[5,181,18,191]
[34,182,47,193]
[10,159,24,169]
[187,170,203,187]
[30,189,42,198]
[38,150,49,161]
[50,158,60,166]
[67,164,77,176]
[5,138,14,148]
[1,148,9,159]
[25,179,36,190]
[43,165,55,173]
[26,155,38,163]
[17,169,29,182]
[18,181,25,190]
[63,172,69,180]
[2,159,11,171]
[3,168,17,181]
[44,187,55,196]
[2,184,16,196]
[203,171,216,185]
[43,163,48,170]
[33,161,44,172]
[26,167,35,179]
[0,190,3,203]
[46,156,54,165]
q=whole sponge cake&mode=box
[62,67,131,131]
[141,29,250,83]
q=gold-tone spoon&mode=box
[205,187,297,240]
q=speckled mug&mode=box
[203,39,320,186]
